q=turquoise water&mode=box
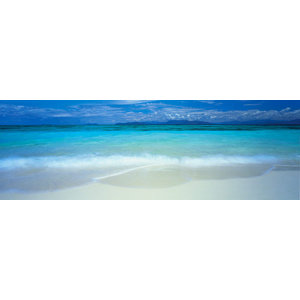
[0,125,299,192]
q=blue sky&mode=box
[0,100,299,125]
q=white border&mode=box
[0,0,299,100]
[0,200,299,300]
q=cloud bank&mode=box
[0,101,299,124]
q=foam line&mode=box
[0,154,278,170]
[93,164,159,181]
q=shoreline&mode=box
[1,169,298,200]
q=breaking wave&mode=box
[0,154,278,170]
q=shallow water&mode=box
[0,125,299,192]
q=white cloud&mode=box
[0,102,300,123]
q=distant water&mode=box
[0,125,299,192]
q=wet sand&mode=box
[0,168,299,200]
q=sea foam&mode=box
[0,154,277,170]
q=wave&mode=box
[0,154,278,170]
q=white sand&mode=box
[0,169,298,200]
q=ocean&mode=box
[0,125,299,192]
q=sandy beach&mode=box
[1,168,298,200]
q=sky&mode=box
[0,100,300,125]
